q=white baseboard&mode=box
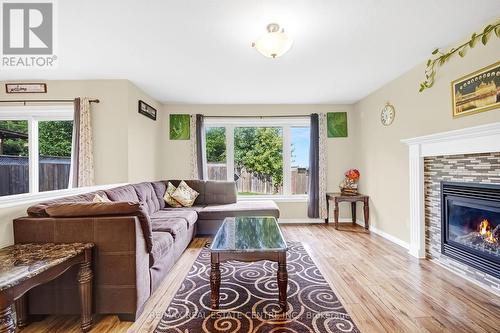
[366,223,410,250]
[280,217,410,250]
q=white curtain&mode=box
[71,97,95,187]
[189,114,198,179]
[318,113,328,219]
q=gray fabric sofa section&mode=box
[161,180,280,235]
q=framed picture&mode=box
[5,83,47,93]
[138,100,157,120]
[451,61,500,118]
[327,112,348,138]
[170,114,190,140]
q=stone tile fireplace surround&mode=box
[424,153,500,291]
[402,122,500,294]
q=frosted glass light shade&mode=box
[252,23,293,58]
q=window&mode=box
[204,117,310,197]
[206,127,227,181]
[0,106,74,198]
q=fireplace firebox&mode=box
[441,182,500,279]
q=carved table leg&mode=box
[15,295,28,328]
[351,202,357,225]
[363,198,369,231]
[78,248,93,332]
[277,252,288,312]
[210,253,221,309]
[334,200,339,230]
[0,306,15,333]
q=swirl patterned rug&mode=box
[155,242,360,333]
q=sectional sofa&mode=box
[13,180,279,320]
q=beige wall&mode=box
[161,104,358,219]
[0,80,131,184]
[0,79,161,247]
[127,81,163,182]
[353,38,500,243]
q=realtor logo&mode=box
[1,0,57,68]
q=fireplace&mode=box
[441,182,500,279]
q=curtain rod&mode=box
[0,99,100,105]
[204,114,312,118]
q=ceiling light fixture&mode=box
[252,23,293,59]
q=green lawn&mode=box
[238,192,262,196]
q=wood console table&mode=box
[326,192,369,230]
[0,243,94,333]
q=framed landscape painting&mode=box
[169,114,190,140]
[452,61,500,118]
[327,112,348,138]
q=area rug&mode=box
[155,242,360,333]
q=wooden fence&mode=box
[207,163,308,195]
[0,155,71,196]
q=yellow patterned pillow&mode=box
[164,182,183,208]
[171,181,199,207]
[93,193,111,203]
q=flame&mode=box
[478,219,496,243]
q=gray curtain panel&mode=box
[70,98,81,187]
[196,114,206,179]
[308,113,320,218]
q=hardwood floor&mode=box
[19,224,500,332]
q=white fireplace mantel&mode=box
[401,122,500,258]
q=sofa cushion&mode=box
[162,206,205,213]
[151,181,167,210]
[45,201,142,217]
[27,191,102,217]
[151,218,188,240]
[133,182,161,215]
[44,201,154,253]
[167,180,206,205]
[164,182,182,208]
[92,193,111,203]
[171,181,199,207]
[105,185,139,202]
[151,232,174,266]
[204,181,237,205]
[198,200,280,220]
[151,210,198,227]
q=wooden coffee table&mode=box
[0,243,94,333]
[210,216,288,312]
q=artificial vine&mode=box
[419,21,500,92]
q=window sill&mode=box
[0,183,127,208]
[237,195,308,202]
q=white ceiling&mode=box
[2,0,500,104]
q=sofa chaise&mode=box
[13,179,279,320]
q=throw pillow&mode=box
[164,182,183,208]
[171,180,199,207]
[93,193,111,203]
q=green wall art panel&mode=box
[169,114,190,140]
[327,112,348,138]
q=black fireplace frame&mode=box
[441,181,500,279]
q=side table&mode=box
[326,192,369,230]
[0,243,94,333]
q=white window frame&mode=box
[204,117,310,200]
[0,105,74,199]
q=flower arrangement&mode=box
[340,168,360,195]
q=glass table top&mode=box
[211,216,287,252]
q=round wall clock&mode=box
[380,103,395,126]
